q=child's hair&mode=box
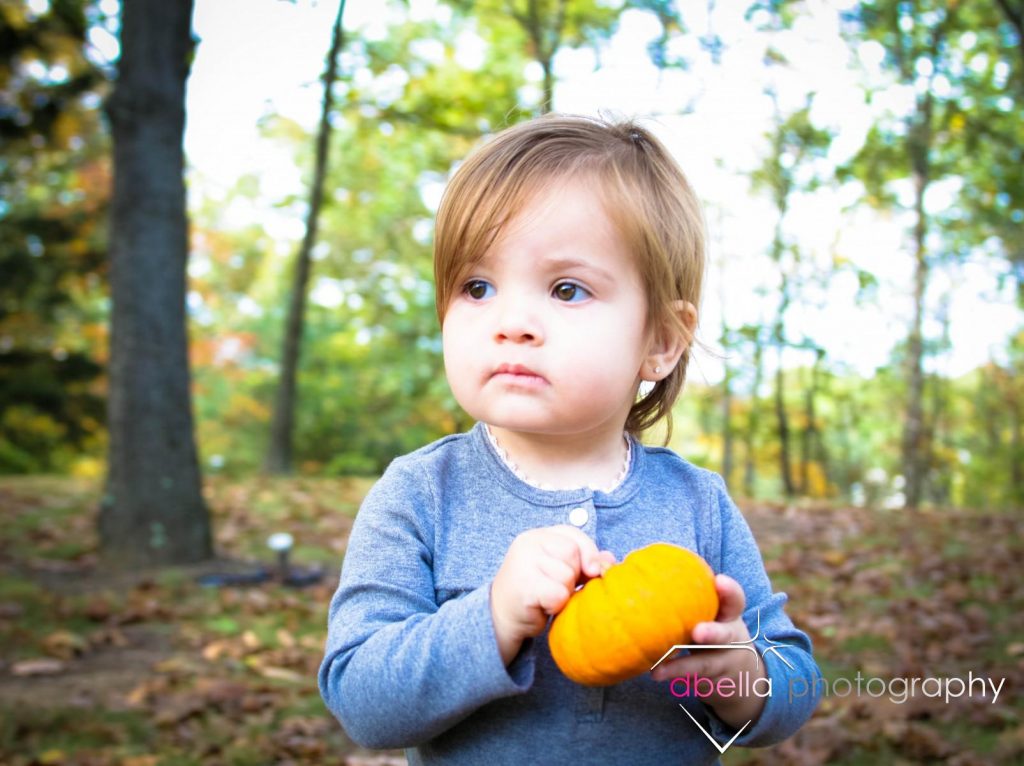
[433,113,706,437]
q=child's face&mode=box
[441,177,652,439]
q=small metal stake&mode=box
[267,532,294,582]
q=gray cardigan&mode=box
[319,423,821,764]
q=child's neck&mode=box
[486,423,631,491]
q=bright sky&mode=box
[182,0,1020,383]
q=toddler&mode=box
[319,114,821,764]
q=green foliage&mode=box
[0,0,110,474]
[751,103,833,208]
[2,0,1021,510]
[0,350,103,472]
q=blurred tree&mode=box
[996,0,1024,66]
[99,0,211,567]
[952,1,1023,505]
[264,0,347,475]
[843,0,968,508]
[798,344,828,496]
[750,94,831,497]
[450,0,623,113]
[953,1,1023,305]
[0,0,109,472]
[739,323,765,498]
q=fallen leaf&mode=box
[276,628,296,648]
[120,756,159,766]
[10,657,66,676]
[43,629,89,660]
[241,630,261,650]
[252,663,305,683]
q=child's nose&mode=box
[493,297,544,345]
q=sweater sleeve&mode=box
[318,459,535,749]
[703,474,822,747]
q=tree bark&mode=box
[743,332,763,498]
[772,271,795,497]
[1011,390,1023,505]
[901,98,932,508]
[264,0,347,475]
[100,0,211,568]
[720,330,734,490]
[995,0,1024,67]
[800,347,827,496]
[901,176,928,508]
[512,0,567,113]
[774,353,795,498]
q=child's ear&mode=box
[642,300,697,381]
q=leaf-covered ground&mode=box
[0,476,1021,765]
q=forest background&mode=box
[3,0,1023,513]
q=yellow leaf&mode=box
[821,549,846,567]
[121,755,160,766]
[276,628,296,648]
[42,629,88,660]
[241,630,261,650]
[255,665,305,683]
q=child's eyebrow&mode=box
[539,256,615,282]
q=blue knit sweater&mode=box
[319,423,821,764]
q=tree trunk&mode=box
[515,0,567,114]
[720,330,734,489]
[772,280,795,498]
[926,297,952,505]
[995,0,1024,67]
[100,0,211,568]
[743,334,763,498]
[901,125,930,508]
[901,197,928,507]
[1011,392,1023,505]
[774,358,795,498]
[799,365,810,495]
[540,57,554,113]
[800,347,827,496]
[264,0,347,475]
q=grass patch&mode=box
[0,706,154,755]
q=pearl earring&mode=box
[654,366,662,374]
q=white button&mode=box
[568,507,589,527]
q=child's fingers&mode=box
[651,647,746,683]
[537,555,576,588]
[597,550,616,574]
[690,619,747,645]
[548,525,606,579]
[535,579,572,615]
[713,573,746,622]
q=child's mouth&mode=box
[491,364,548,387]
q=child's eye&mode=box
[552,281,591,303]
[463,279,495,301]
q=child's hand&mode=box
[490,525,615,666]
[650,574,767,729]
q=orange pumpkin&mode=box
[548,542,718,686]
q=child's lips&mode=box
[490,364,548,387]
